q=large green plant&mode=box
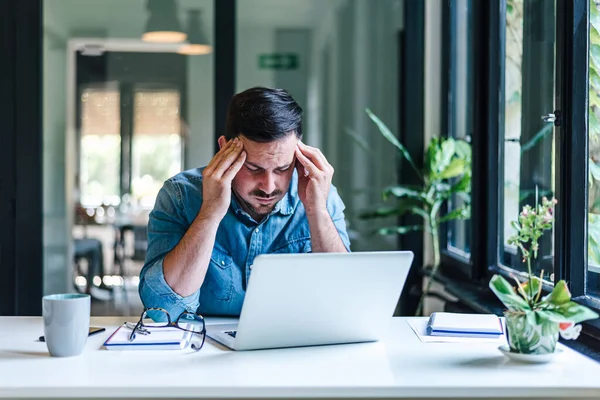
[360,109,471,315]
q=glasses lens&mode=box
[177,313,205,333]
[142,309,170,327]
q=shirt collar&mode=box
[272,170,299,216]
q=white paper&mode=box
[108,324,189,345]
[406,318,508,344]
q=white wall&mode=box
[43,24,70,295]
[185,53,215,169]
[308,0,404,251]
[236,28,276,92]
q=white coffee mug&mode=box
[42,293,91,357]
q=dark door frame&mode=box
[0,0,43,315]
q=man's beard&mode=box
[234,188,283,219]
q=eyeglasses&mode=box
[129,307,206,351]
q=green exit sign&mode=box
[258,53,299,70]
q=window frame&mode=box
[441,0,600,340]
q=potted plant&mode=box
[359,109,471,315]
[489,197,599,354]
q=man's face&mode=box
[219,133,299,220]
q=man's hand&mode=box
[200,138,246,221]
[295,141,334,216]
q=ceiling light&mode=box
[142,0,187,43]
[178,9,212,55]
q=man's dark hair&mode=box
[224,87,303,142]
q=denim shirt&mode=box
[138,167,351,317]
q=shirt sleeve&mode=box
[138,179,201,316]
[327,184,352,252]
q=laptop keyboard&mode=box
[224,330,237,338]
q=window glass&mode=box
[446,0,473,257]
[587,1,600,295]
[132,90,182,209]
[80,87,121,207]
[501,0,556,280]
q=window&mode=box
[79,87,121,207]
[132,90,182,209]
[588,1,600,296]
[501,0,556,281]
[446,0,473,258]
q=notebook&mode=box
[426,312,504,338]
[103,324,193,350]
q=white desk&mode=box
[0,316,599,399]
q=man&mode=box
[139,87,350,317]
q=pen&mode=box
[124,322,150,335]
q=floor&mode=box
[89,280,145,317]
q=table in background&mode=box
[0,317,599,400]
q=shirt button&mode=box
[255,228,259,233]
[221,260,225,266]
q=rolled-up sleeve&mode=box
[138,179,201,316]
[327,185,351,252]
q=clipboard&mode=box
[103,324,193,350]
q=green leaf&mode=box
[591,88,600,110]
[511,220,521,232]
[439,204,470,223]
[534,311,561,336]
[591,67,600,90]
[541,280,571,305]
[345,127,374,155]
[437,138,456,175]
[454,140,472,161]
[359,206,408,219]
[426,137,442,177]
[377,225,423,236]
[592,1,600,33]
[489,275,531,311]
[591,45,600,78]
[588,213,600,264]
[366,108,423,181]
[590,158,600,183]
[457,191,471,204]
[439,158,467,179]
[592,26,600,46]
[521,276,542,302]
[450,172,471,194]
[548,301,600,324]
[383,185,425,201]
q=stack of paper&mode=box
[103,324,193,350]
[427,312,504,338]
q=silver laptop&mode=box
[206,251,413,351]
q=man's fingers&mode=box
[222,151,247,181]
[204,138,239,176]
[295,147,321,177]
[297,141,329,170]
[213,140,244,177]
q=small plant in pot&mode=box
[489,197,599,354]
